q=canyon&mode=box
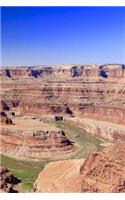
[35,141,125,192]
[0,115,76,161]
[0,64,125,192]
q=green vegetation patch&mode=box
[1,118,105,192]
[1,154,48,192]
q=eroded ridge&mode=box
[0,64,125,161]
[34,141,125,193]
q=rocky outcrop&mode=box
[34,141,125,192]
[34,159,84,192]
[0,117,76,161]
[65,117,125,142]
[1,64,125,192]
[80,141,125,192]
[0,132,75,162]
[0,112,13,125]
[1,64,125,126]
[0,165,21,193]
[1,64,125,159]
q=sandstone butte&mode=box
[0,64,125,192]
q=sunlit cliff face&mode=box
[0,64,125,161]
[1,64,125,124]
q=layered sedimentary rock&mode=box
[1,64,125,125]
[1,64,125,192]
[35,141,125,193]
[80,141,125,192]
[65,117,125,142]
[0,165,21,193]
[1,65,125,119]
[0,64,125,160]
[0,117,75,161]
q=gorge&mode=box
[0,64,125,192]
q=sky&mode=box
[1,6,125,66]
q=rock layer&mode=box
[1,64,125,160]
[80,141,125,192]
[0,117,76,161]
[35,141,125,193]
[1,64,125,125]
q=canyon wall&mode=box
[0,115,76,161]
[1,64,125,124]
[1,64,125,192]
[1,64,125,142]
[35,141,125,193]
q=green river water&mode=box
[1,119,105,192]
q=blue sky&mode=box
[1,7,125,66]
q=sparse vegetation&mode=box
[1,154,48,192]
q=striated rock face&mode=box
[0,133,75,162]
[0,117,76,161]
[1,64,125,160]
[0,165,21,193]
[1,64,125,123]
[35,141,125,193]
[80,141,125,192]
[1,64,125,192]
[65,117,125,142]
